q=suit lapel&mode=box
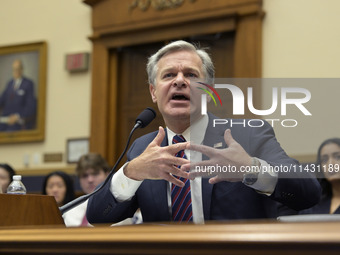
[201,114,227,220]
[151,129,170,220]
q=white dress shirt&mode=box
[13,78,22,90]
[63,200,90,227]
[63,199,141,227]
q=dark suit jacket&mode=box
[0,77,36,131]
[298,194,340,214]
[87,114,321,224]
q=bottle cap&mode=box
[13,175,22,181]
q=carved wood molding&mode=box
[85,0,262,40]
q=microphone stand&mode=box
[59,121,143,215]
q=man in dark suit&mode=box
[0,59,36,131]
[87,40,321,224]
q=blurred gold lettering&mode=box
[130,0,196,11]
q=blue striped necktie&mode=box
[171,135,193,222]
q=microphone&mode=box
[59,107,156,215]
[135,107,156,128]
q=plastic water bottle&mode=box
[7,175,27,194]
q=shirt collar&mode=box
[166,114,209,145]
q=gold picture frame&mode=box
[0,41,47,143]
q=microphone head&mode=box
[135,107,156,128]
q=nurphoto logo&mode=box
[197,81,312,128]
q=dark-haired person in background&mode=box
[0,59,36,131]
[42,171,75,207]
[63,153,110,226]
[299,138,340,214]
[87,40,321,225]
[63,153,142,227]
[0,163,16,193]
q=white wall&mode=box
[0,0,92,169]
[262,0,340,159]
[263,0,340,78]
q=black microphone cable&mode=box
[59,107,156,214]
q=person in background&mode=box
[0,59,36,131]
[63,153,142,227]
[299,138,340,214]
[0,163,16,193]
[42,171,75,207]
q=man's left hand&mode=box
[181,129,252,184]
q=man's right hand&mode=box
[123,126,190,187]
[8,114,20,125]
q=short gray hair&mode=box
[146,40,215,85]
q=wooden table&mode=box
[1,221,340,254]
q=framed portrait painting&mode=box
[0,41,47,143]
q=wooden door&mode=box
[86,0,263,165]
[115,42,165,158]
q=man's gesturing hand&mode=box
[182,129,252,184]
[124,127,190,187]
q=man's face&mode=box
[45,175,67,206]
[0,167,11,193]
[12,61,22,79]
[149,50,205,124]
[79,168,107,194]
